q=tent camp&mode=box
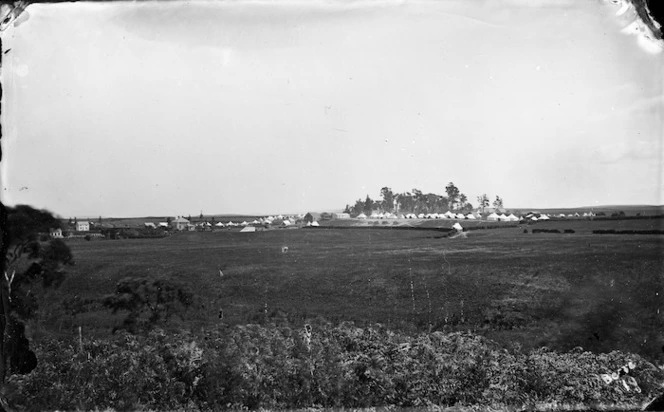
[452,222,463,231]
[465,213,476,220]
[357,213,367,219]
[507,214,519,222]
[487,213,499,221]
[311,221,320,227]
[240,226,256,233]
[530,216,539,221]
[444,211,454,218]
[498,214,508,221]
[539,215,550,220]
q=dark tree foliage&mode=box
[102,277,193,334]
[1,204,73,383]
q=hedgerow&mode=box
[7,324,664,410]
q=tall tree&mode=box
[411,189,424,214]
[459,194,468,210]
[0,205,73,385]
[445,182,460,211]
[343,204,352,214]
[493,195,504,210]
[352,199,365,216]
[363,195,374,215]
[476,194,490,214]
[380,187,394,213]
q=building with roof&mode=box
[75,221,90,231]
[171,216,190,231]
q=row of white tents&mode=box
[358,211,481,220]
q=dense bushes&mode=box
[7,324,664,410]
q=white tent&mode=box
[539,215,550,220]
[507,214,519,221]
[399,214,406,219]
[282,220,292,226]
[558,214,566,218]
[498,214,508,221]
[240,226,256,233]
[311,221,320,227]
[306,221,312,226]
[371,212,380,218]
[466,213,476,220]
[378,213,385,219]
[444,211,454,218]
[215,222,224,227]
[227,221,235,226]
[357,213,367,219]
[530,216,539,221]
[241,221,248,226]
[452,222,463,231]
[487,213,499,221]
[455,213,465,219]
[418,213,425,219]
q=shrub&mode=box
[7,325,663,410]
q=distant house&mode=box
[171,216,190,231]
[75,221,90,231]
[333,213,350,219]
[50,228,63,238]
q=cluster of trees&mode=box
[0,204,192,409]
[1,205,74,393]
[344,183,504,217]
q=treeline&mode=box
[344,183,504,217]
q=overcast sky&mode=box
[1,0,662,217]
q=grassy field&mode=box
[34,220,664,363]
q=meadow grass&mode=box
[35,222,664,363]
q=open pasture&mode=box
[42,223,664,361]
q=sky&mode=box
[1,0,662,217]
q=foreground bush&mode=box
[7,324,664,410]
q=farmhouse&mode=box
[171,216,190,231]
[50,228,63,238]
[75,221,90,231]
